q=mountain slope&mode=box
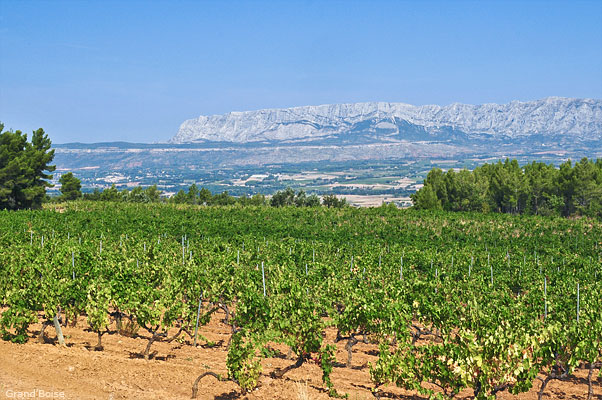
[170,97,602,144]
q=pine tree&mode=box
[0,124,55,210]
[59,172,82,200]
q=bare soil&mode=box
[0,310,599,400]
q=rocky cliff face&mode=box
[170,97,602,143]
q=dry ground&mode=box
[0,310,599,400]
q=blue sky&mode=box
[1,0,601,143]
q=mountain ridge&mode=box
[170,97,602,144]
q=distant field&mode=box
[51,143,598,200]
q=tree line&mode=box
[411,157,602,218]
[79,184,348,208]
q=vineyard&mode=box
[0,202,600,400]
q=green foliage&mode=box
[0,203,599,398]
[83,184,163,203]
[99,184,124,202]
[322,194,347,208]
[227,333,263,392]
[59,172,82,200]
[238,193,267,206]
[270,187,295,206]
[411,184,440,210]
[412,157,602,218]
[77,183,332,209]
[85,278,112,333]
[269,187,322,207]
[198,187,212,205]
[0,123,56,210]
[83,188,102,201]
[212,191,236,206]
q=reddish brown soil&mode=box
[0,310,599,400]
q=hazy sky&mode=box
[1,0,601,143]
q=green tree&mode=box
[425,168,447,205]
[294,189,307,207]
[411,184,441,210]
[572,157,602,218]
[100,185,124,202]
[249,193,267,206]
[238,193,267,206]
[59,172,82,201]
[127,186,148,203]
[187,184,200,205]
[557,160,576,216]
[523,161,558,215]
[213,191,236,205]
[171,189,188,204]
[322,194,347,208]
[0,124,56,210]
[198,187,213,205]
[488,159,526,214]
[83,188,102,201]
[305,194,320,207]
[144,185,162,202]
[271,188,295,207]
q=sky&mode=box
[1,0,601,144]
